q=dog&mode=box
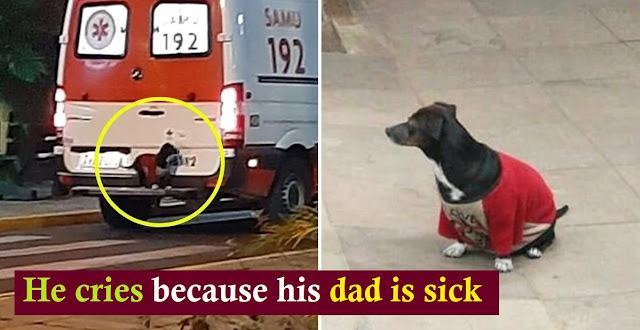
[385,102,568,272]
[134,143,183,189]
[154,143,183,189]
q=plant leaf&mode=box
[233,206,318,257]
[5,47,46,83]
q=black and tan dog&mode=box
[385,102,568,272]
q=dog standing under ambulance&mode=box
[385,102,568,272]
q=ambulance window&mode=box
[152,3,210,57]
[76,4,128,57]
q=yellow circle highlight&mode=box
[94,96,226,228]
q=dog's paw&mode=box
[525,247,543,259]
[494,257,513,273]
[442,242,466,258]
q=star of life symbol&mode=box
[85,10,116,50]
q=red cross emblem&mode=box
[85,10,116,50]
[92,18,110,41]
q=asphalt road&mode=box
[0,218,258,294]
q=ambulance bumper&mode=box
[56,146,279,199]
[71,186,199,197]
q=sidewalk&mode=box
[0,196,100,232]
[322,0,640,329]
[0,249,317,330]
[0,196,98,219]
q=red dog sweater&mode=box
[438,152,556,256]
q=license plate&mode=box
[151,3,209,56]
[78,152,123,169]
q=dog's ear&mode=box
[435,102,457,118]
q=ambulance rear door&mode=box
[58,0,226,179]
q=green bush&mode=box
[0,0,48,96]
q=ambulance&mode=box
[52,0,318,227]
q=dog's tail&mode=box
[555,205,569,220]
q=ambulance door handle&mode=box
[138,109,165,117]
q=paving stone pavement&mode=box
[0,197,98,219]
[322,0,640,329]
[0,250,317,329]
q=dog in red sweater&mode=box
[385,102,568,272]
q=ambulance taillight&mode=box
[53,88,67,131]
[220,83,245,148]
